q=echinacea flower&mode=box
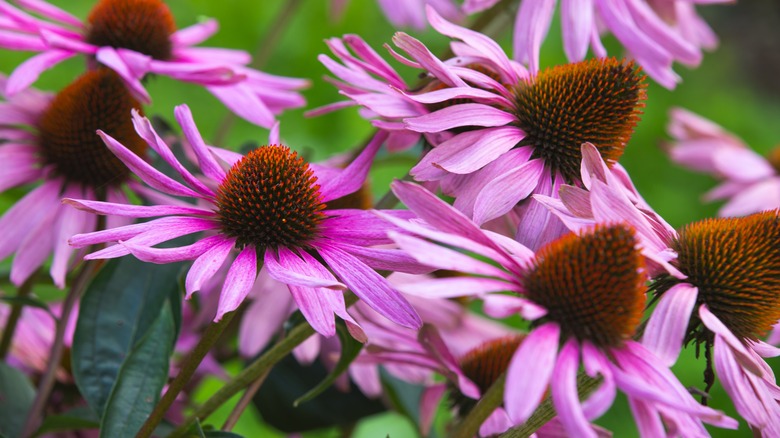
[0,0,307,128]
[310,34,427,152]
[65,105,423,336]
[388,7,646,248]
[513,0,727,88]
[0,69,145,287]
[665,108,780,217]
[380,180,736,437]
[643,210,780,435]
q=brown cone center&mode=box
[216,145,326,251]
[38,69,145,189]
[85,0,176,60]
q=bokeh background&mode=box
[1,1,779,436]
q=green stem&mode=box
[221,365,271,430]
[452,373,506,438]
[0,274,37,360]
[20,260,99,437]
[168,293,359,437]
[137,311,236,438]
[211,0,304,146]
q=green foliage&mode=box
[71,257,182,418]
[0,363,36,438]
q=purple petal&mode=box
[10,201,58,286]
[513,0,556,72]
[397,276,512,298]
[552,339,596,438]
[121,234,224,264]
[412,127,524,178]
[238,273,294,357]
[63,198,213,218]
[420,384,446,436]
[171,19,218,47]
[505,322,560,423]
[16,0,82,27]
[97,130,203,198]
[483,294,547,320]
[6,50,75,96]
[319,131,386,202]
[391,32,466,88]
[404,103,515,133]
[69,216,215,249]
[185,237,235,298]
[131,109,215,195]
[473,158,544,225]
[95,47,151,103]
[207,83,276,129]
[264,247,347,289]
[51,185,95,288]
[425,5,518,83]
[339,244,432,275]
[641,283,698,367]
[317,242,422,329]
[699,305,764,376]
[0,180,59,260]
[215,246,258,320]
[561,0,593,61]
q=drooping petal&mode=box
[216,246,258,320]
[185,237,235,299]
[317,242,422,329]
[552,338,596,438]
[264,247,347,290]
[505,322,560,423]
[642,283,699,367]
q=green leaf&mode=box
[0,296,52,315]
[0,362,35,438]
[34,407,99,436]
[293,321,364,406]
[99,300,176,438]
[71,256,182,417]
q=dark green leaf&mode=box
[71,257,182,416]
[99,301,176,438]
[293,322,364,406]
[34,407,99,436]
[0,362,36,438]
[0,296,51,315]
[183,419,206,438]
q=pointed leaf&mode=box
[0,363,36,438]
[72,256,183,417]
[99,301,176,438]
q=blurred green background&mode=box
[1,1,779,436]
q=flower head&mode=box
[642,211,780,435]
[0,0,307,127]
[66,105,423,336]
[382,180,736,437]
[665,108,780,217]
[0,69,144,287]
[513,0,727,88]
[383,7,647,245]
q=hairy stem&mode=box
[452,373,506,438]
[137,311,236,438]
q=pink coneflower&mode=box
[65,105,423,335]
[512,0,727,88]
[665,108,780,217]
[381,180,736,437]
[0,69,145,287]
[642,211,780,435]
[382,8,647,248]
[310,34,428,152]
[0,0,307,128]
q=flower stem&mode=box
[211,0,304,146]
[452,372,506,438]
[20,260,99,437]
[136,311,237,438]
[0,274,37,360]
[168,293,359,437]
[221,366,271,430]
